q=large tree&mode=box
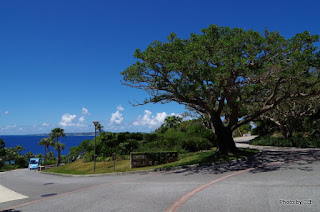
[50,128,66,166]
[122,25,320,153]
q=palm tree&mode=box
[50,128,66,166]
[54,142,65,165]
[96,123,104,134]
[38,138,54,166]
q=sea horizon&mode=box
[0,135,94,156]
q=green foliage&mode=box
[83,150,94,162]
[126,132,144,140]
[155,116,183,133]
[50,128,66,142]
[50,128,66,166]
[119,139,140,155]
[138,121,215,153]
[0,138,5,150]
[38,137,55,165]
[0,143,28,168]
[25,151,35,160]
[143,133,158,143]
[180,137,210,152]
[122,24,320,153]
[252,136,320,148]
[252,120,278,136]
[80,132,144,162]
[96,123,104,133]
[0,138,5,167]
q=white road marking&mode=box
[0,185,28,203]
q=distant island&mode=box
[29,132,95,136]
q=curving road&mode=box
[1,141,320,212]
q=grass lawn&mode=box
[44,148,259,175]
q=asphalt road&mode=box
[1,144,320,211]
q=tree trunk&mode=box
[279,123,293,139]
[44,146,47,167]
[57,148,61,166]
[211,116,238,154]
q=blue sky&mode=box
[1,0,319,135]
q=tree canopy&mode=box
[122,24,320,153]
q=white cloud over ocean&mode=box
[59,113,77,127]
[59,108,90,128]
[1,125,17,130]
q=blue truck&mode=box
[28,158,41,170]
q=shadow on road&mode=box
[41,193,57,197]
[164,150,320,176]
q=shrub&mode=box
[83,151,94,162]
[143,133,158,143]
[119,139,140,155]
[182,137,212,152]
[252,136,320,148]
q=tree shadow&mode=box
[164,150,320,176]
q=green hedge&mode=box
[252,136,320,148]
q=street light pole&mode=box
[93,121,99,172]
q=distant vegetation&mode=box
[251,109,320,147]
[0,138,43,171]
[66,117,216,163]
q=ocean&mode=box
[0,135,94,156]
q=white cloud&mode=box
[110,105,125,125]
[2,125,16,130]
[82,108,90,116]
[42,123,50,127]
[133,110,168,128]
[79,116,85,123]
[117,105,124,111]
[110,111,124,125]
[59,113,77,127]
[4,111,9,115]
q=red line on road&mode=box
[166,160,288,212]
[165,168,254,212]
